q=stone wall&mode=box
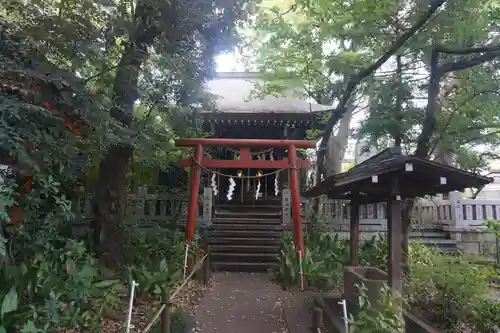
[298,228,499,258]
[447,227,497,255]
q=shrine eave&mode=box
[303,148,493,202]
[198,110,327,125]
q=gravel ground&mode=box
[188,272,316,333]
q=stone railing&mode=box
[281,191,500,231]
[78,189,500,231]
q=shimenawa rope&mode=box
[190,154,291,179]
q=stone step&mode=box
[209,229,282,238]
[209,244,279,253]
[211,252,278,263]
[212,217,281,225]
[208,237,281,246]
[413,239,456,245]
[215,204,281,212]
[409,231,449,239]
[215,198,281,205]
[414,239,458,253]
[215,210,281,218]
[210,223,283,231]
[212,261,276,272]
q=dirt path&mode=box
[188,272,315,333]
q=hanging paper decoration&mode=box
[270,152,274,161]
[255,170,263,200]
[274,172,279,196]
[227,177,236,201]
[211,173,218,196]
[260,153,265,161]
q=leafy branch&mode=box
[415,46,500,158]
[316,0,447,175]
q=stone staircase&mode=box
[209,197,282,272]
[409,226,458,253]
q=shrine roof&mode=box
[201,72,332,120]
[303,147,493,203]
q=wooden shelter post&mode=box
[387,189,403,294]
[185,144,204,241]
[287,144,304,255]
[350,200,360,266]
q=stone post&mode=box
[448,191,464,241]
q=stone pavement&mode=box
[188,272,316,333]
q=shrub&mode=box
[0,237,121,332]
[276,218,387,290]
[126,229,184,300]
[349,283,405,333]
[275,237,343,289]
[407,243,499,332]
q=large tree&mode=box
[247,0,452,179]
[91,0,251,265]
[1,0,253,266]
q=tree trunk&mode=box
[93,17,152,265]
[403,51,441,268]
[325,104,353,176]
[94,145,133,267]
[393,55,403,147]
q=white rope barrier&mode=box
[298,249,304,291]
[339,299,349,332]
[125,280,139,333]
[183,243,190,280]
[142,254,208,333]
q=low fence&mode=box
[296,192,500,230]
[78,189,500,230]
[77,192,189,226]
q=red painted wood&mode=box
[178,157,311,169]
[288,144,304,256]
[185,144,203,242]
[175,138,317,149]
[239,148,251,162]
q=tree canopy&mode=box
[247,0,500,175]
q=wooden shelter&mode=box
[303,147,493,293]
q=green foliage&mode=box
[277,220,499,332]
[349,283,405,333]
[249,0,500,172]
[407,243,499,332]
[275,218,387,289]
[126,230,185,299]
[0,0,252,332]
[0,237,121,332]
[486,220,500,238]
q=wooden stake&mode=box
[312,307,323,330]
[161,288,171,333]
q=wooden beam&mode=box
[350,200,360,266]
[387,180,403,294]
[175,138,317,149]
[178,157,311,169]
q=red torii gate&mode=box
[176,138,317,255]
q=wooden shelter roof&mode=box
[303,147,493,203]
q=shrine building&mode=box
[176,72,332,271]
